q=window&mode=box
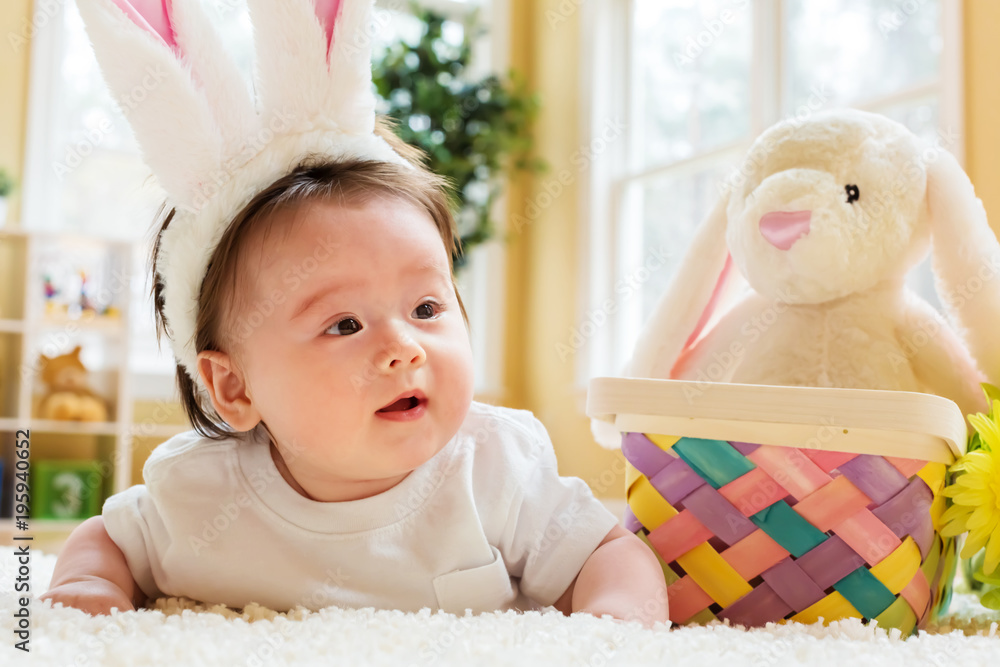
[21,0,507,398]
[580,0,962,382]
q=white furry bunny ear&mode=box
[926,147,1000,386]
[628,193,735,380]
[76,0,256,210]
[590,193,735,449]
[247,0,378,135]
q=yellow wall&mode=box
[0,0,33,225]
[504,0,626,496]
[966,0,1000,233]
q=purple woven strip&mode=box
[682,484,757,546]
[795,535,866,590]
[717,582,793,628]
[622,432,675,478]
[623,504,642,534]
[871,477,935,559]
[649,456,707,505]
[837,455,909,506]
[761,557,826,612]
[729,441,761,456]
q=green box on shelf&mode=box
[31,460,104,520]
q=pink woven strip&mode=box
[792,476,871,532]
[648,510,714,563]
[801,448,858,473]
[832,508,902,565]
[719,467,790,516]
[721,530,790,581]
[668,575,713,624]
[885,456,926,479]
[900,567,931,619]
[746,446,833,500]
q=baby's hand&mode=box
[40,576,136,616]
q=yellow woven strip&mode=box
[675,542,753,608]
[917,462,947,496]
[626,461,642,496]
[929,492,947,531]
[920,536,942,585]
[628,476,679,530]
[686,607,718,625]
[873,596,917,635]
[869,537,921,594]
[646,433,681,452]
[791,592,862,625]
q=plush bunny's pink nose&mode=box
[759,210,812,250]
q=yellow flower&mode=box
[941,404,1000,575]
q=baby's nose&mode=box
[377,333,427,371]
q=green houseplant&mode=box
[372,4,543,268]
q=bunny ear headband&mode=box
[76,0,409,396]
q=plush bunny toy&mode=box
[594,109,1000,447]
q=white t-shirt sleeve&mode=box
[100,430,210,601]
[495,413,620,607]
[101,484,165,600]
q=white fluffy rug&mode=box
[2,547,998,666]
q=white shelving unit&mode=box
[0,227,190,538]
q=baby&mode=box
[40,124,668,624]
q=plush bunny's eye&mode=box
[845,184,860,204]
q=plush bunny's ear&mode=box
[590,193,736,449]
[627,192,735,379]
[927,148,1000,386]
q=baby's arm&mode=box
[39,516,145,616]
[553,524,668,627]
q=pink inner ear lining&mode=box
[688,254,733,348]
[671,254,734,379]
[312,0,346,60]
[110,0,178,50]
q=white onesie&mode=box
[102,401,619,614]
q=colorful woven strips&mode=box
[623,433,956,633]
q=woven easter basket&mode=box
[587,378,967,633]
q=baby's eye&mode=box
[413,302,440,320]
[325,317,363,336]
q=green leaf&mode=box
[371,5,545,268]
[0,167,15,197]
[981,587,1000,610]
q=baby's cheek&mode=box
[439,336,475,412]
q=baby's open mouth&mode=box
[377,396,422,413]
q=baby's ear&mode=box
[196,350,261,432]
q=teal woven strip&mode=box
[833,567,897,619]
[750,500,827,557]
[672,437,756,489]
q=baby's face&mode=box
[237,197,474,500]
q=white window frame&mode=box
[21,0,509,400]
[578,0,965,390]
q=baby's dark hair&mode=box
[149,118,467,441]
